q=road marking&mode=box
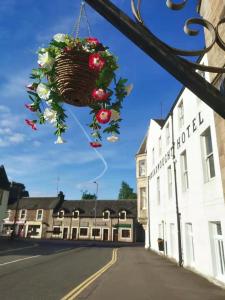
[0,244,38,254]
[61,248,118,300]
[54,248,72,253]
[0,255,41,266]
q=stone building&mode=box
[3,196,62,238]
[135,134,149,246]
[0,165,10,234]
[52,200,137,242]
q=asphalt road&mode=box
[0,240,113,300]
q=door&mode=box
[72,228,77,240]
[113,229,118,242]
[103,229,109,241]
[63,227,68,239]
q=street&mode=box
[0,240,225,300]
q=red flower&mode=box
[25,104,36,112]
[89,53,105,72]
[25,119,37,130]
[90,141,102,148]
[96,109,111,124]
[86,37,100,45]
[92,89,110,101]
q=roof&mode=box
[0,165,10,190]
[153,119,165,128]
[53,200,137,218]
[8,197,60,210]
[136,135,147,155]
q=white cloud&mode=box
[8,133,25,143]
[0,105,10,113]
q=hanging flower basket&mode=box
[25,34,132,146]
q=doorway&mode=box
[72,228,77,240]
[113,229,118,242]
[63,227,68,239]
[103,228,109,241]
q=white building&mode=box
[143,51,225,284]
[0,165,10,234]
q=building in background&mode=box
[136,134,149,246]
[52,200,137,242]
[0,165,10,234]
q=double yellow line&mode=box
[61,248,118,300]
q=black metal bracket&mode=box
[85,0,225,119]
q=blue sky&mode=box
[0,0,204,199]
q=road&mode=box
[0,240,225,300]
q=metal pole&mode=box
[11,183,22,240]
[85,0,225,119]
[93,181,98,241]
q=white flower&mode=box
[46,99,53,106]
[125,83,134,96]
[36,83,51,100]
[43,108,57,124]
[54,136,66,144]
[53,33,66,43]
[38,52,54,70]
[91,132,99,138]
[110,109,120,121]
[107,135,119,143]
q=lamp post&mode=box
[11,182,22,240]
[93,181,98,241]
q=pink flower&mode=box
[25,104,36,112]
[25,119,37,130]
[90,141,102,148]
[92,89,110,101]
[26,83,37,91]
[96,109,111,124]
[89,53,105,72]
[86,37,100,45]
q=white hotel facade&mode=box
[135,0,225,285]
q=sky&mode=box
[0,0,204,200]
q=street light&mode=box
[93,181,98,241]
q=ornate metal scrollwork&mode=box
[131,0,225,73]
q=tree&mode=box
[81,190,97,200]
[118,181,137,200]
[9,182,29,205]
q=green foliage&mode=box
[81,190,97,200]
[118,181,137,200]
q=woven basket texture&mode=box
[55,50,99,107]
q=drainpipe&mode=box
[171,113,183,267]
[147,175,151,249]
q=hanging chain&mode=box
[72,1,92,38]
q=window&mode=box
[202,128,215,180]
[92,228,101,237]
[80,227,88,237]
[53,227,61,235]
[119,211,126,220]
[121,229,131,238]
[36,209,43,221]
[158,224,162,238]
[20,209,26,220]
[152,148,155,166]
[58,210,64,219]
[178,100,184,128]
[157,177,160,205]
[166,124,170,145]
[0,190,3,206]
[139,159,146,177]
[167,166,172,198]
[5,210,10,220]
[181,151,189,191]
[210,222,225,278]
[73,210,79,219]
[103,211,110,220]
[140,187,147,210]
[158,136,162,156]
[185,223,195,266]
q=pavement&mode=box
[0,236,36,252]
[77,247,225,300]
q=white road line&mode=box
[0,255,41,266]
[54,248,72,253]
[0,244,38,254]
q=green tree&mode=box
[118,181,137,200]
[81,190,97,200]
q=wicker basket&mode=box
[55,49,99,107]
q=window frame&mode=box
[166,123,170,146]
[201,127,215,181]
[58,210,64,219]
[181,150,189,192]
[20,209,26,220]
[178,100,184,128]
[91,227,101,238]
[73,210,79,219]
[139,159,146,177]
[140,187,147,210]
[167,165,173,198]
[103,210,110,220]
[121,229,131,239]
[36,209,43,221]
[119,210,127,221]
[79,227,89,237]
